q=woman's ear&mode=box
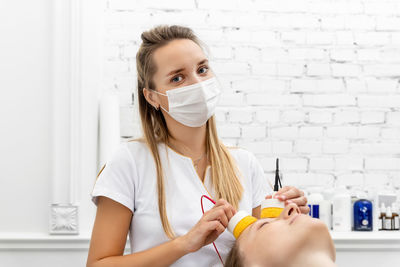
[143,88,160,110]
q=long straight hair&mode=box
[133,25,243,239]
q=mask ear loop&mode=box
[149,89,168,112]
[151,89,168,97]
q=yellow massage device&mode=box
[227,211,257,239]
[260,196,285,218]
[228,158,285,239]
[227,198,284,239]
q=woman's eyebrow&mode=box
[198,59,208,65]
[166,67,185,77]
[165,59,209,77]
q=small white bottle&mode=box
[391,203,399,231]
[320,199,332,230]
[322,188,335,231]
[385,206,393,231]
[332,186,352,232]
[308,188,332,229]
[308,189,324,219]
[379,203,385,231]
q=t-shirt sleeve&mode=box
[249,152,274,209]
[90,142,136,213]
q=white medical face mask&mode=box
[151,77,221,127]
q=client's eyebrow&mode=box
[258,221,270,228]
[254,218,277,230]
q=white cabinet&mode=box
[332,231,400,267]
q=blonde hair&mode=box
[130,25,243,239]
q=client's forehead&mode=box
[236,217,283,255]
[238,217,278,242]
[236,218,283,267]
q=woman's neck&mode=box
[165,117,207,157]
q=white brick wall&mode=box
[107,0,400,195]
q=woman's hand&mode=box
[265,186,310,215]
[178,199,236,253]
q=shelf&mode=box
[330,231,400,250]
[1,231,400,250]
[0,232,128,251]
[330,230,400,240]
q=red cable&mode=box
[200,195,224,266]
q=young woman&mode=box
[224,202,337,267]
[87,25,309,267]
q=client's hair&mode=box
[224,242,243,267]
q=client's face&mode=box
[236,203,335,267]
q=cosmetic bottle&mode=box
[319,199,333,230]
[392,203,399,231]
[379,203,385,231]
[321,188,334,230]
[353,197,373,231]
[308,188,332,229]
[227,211,257,239]
[332,186,351,232]
[308,188,324,219]
[384,206,393,231]
[365,186,379,232]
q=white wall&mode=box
[0,0,103,266]
[0,0,52,233]
[105,0,400,196]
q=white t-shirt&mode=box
[90,140,273,267]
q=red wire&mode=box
[200,195,224,266]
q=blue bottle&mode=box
[353,199,373,231]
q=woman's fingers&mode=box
[224,205,234,221]
[299,205,310,215]
[265,187,308,214]
[214,198,228,207]
[183,209,229,252]
[276,186,304,201]
[213,199,236,220]
[204,221,226,244]
[265,186,294,200]
[217,209,229,228]
[209,220,226,235]
[286,196,308,207]
[276,186,292,195]
[203,206,229,227]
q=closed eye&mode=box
[258,221,270,230]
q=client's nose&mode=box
[280,202,301,220]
